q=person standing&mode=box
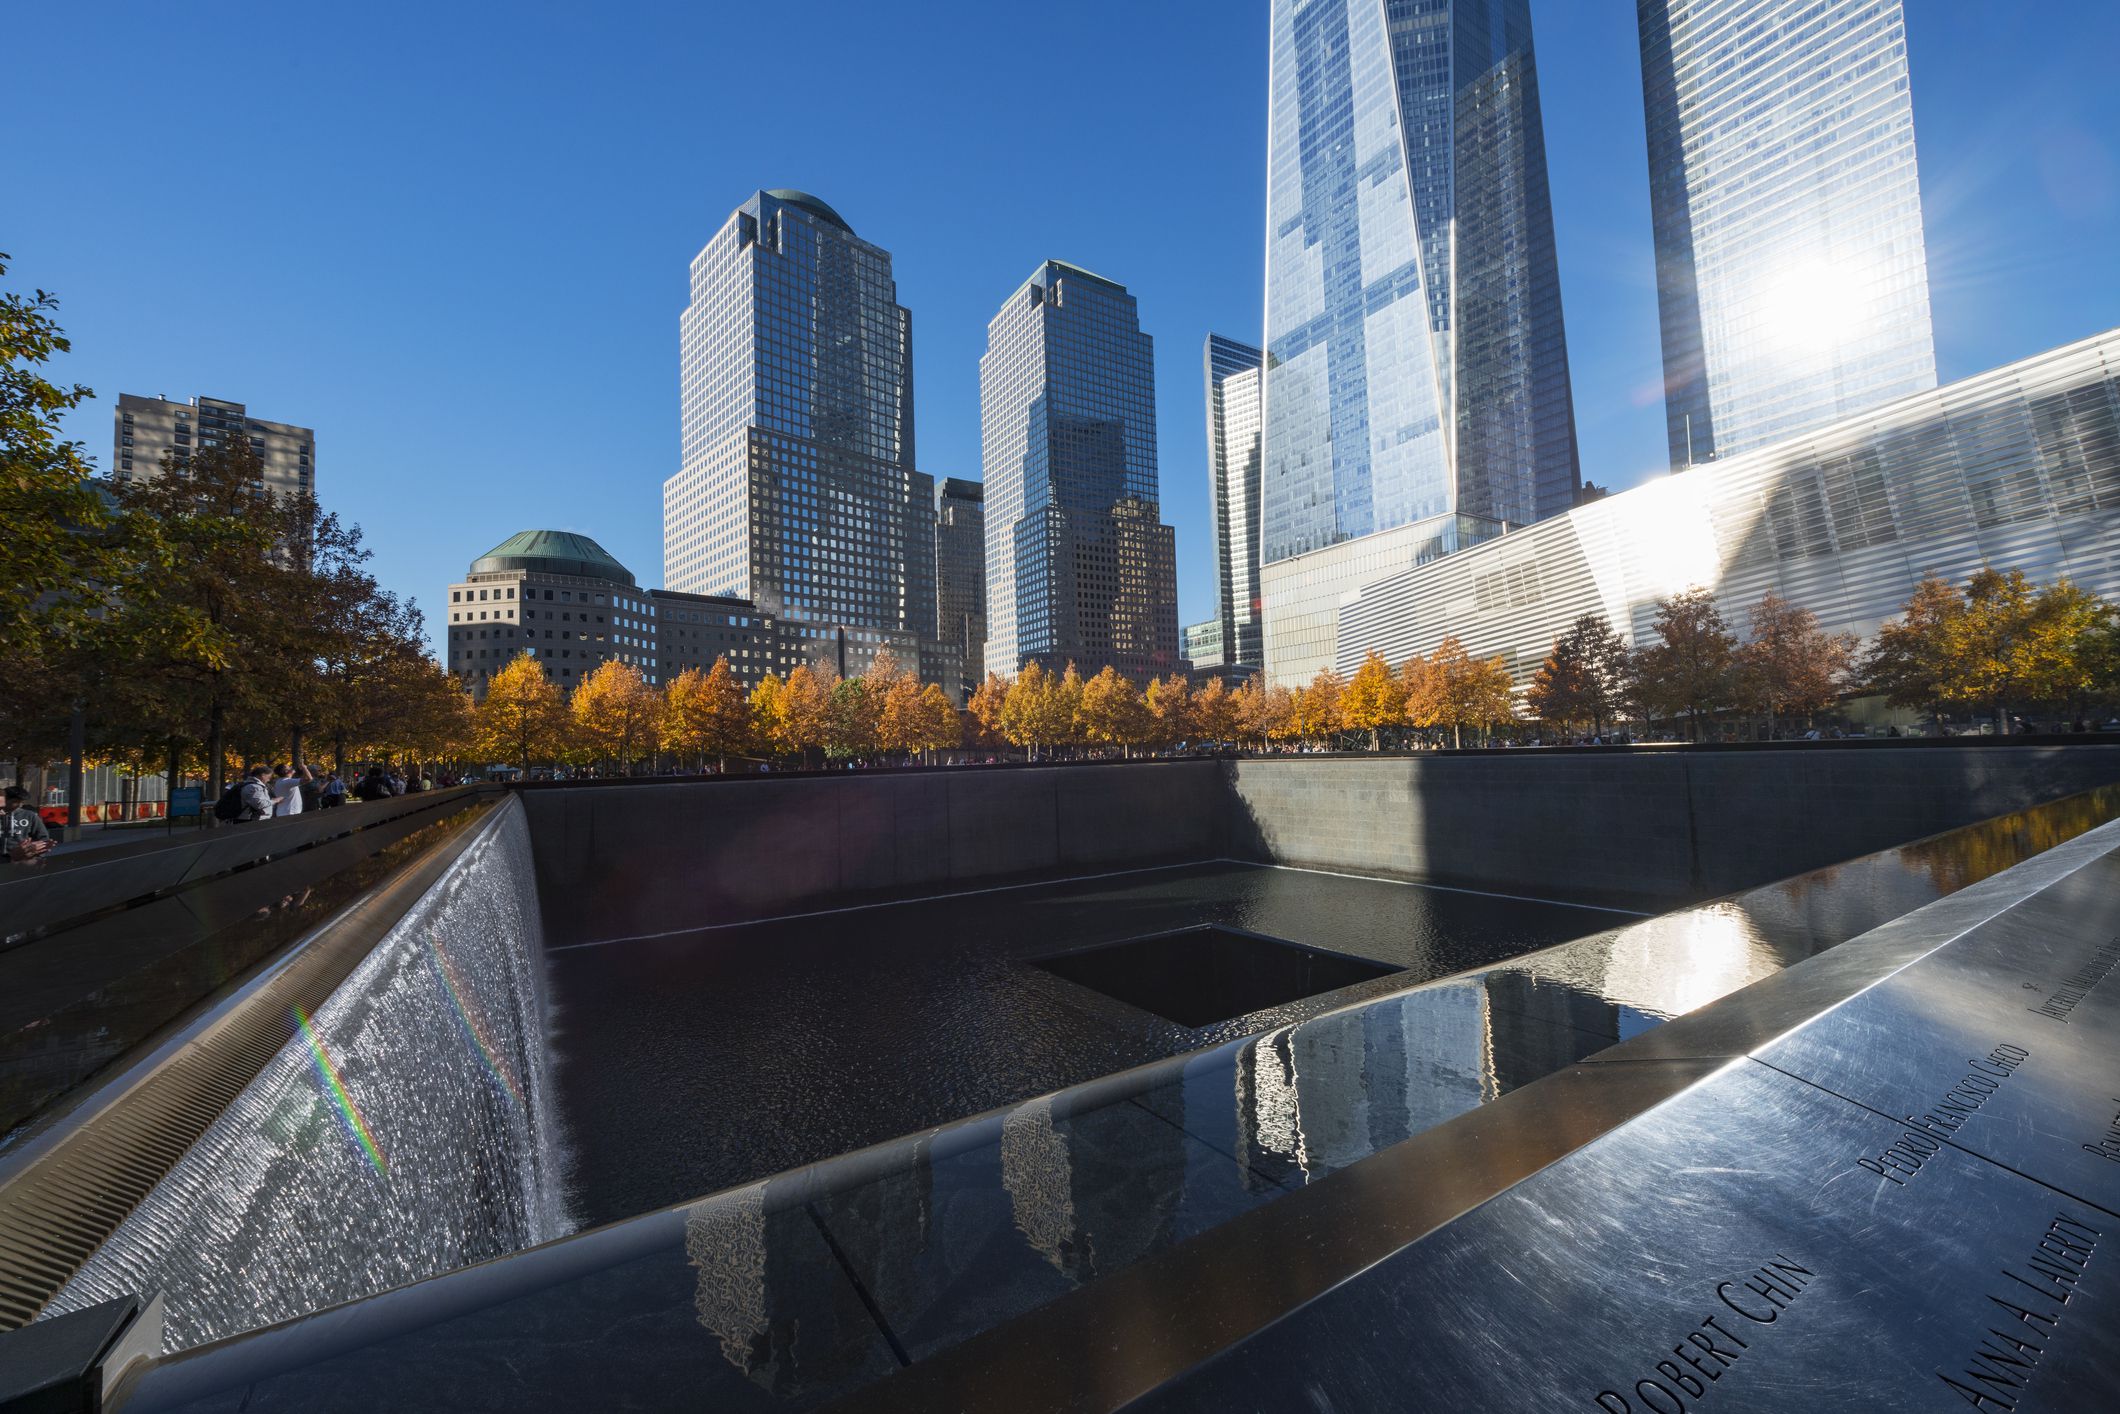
[354,766,394,802]
[4,786,54,864]
[269,764,306,817]
[239,765,275,822]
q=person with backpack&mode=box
[353,766,394,803]
[214,766,275,823]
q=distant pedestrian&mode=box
[297,765,323,812]
[3,785,54,864]
[354,766,394,803]
[321,772,347,808]
[269,764,306,817]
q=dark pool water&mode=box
[542,861,1629,1226]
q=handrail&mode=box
[0,787,495,944]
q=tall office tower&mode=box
[663,189,936,678]
[1639,0,1937,469]
[1260,0,1579,684]
[933,478,987,701]
[1203,335,1265,669]
[981,262,1181,681]
[112,394,315,498]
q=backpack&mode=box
[213,784,247,821]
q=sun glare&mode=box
[1760,257,1874,354]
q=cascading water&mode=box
[45,798,571,1350]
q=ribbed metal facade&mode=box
[1204,335,1264,669]
[1337,330,2120,682]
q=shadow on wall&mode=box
[1219,744,2120,909]
[517,763,1234,947]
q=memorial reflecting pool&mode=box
[543,861,1635,1226]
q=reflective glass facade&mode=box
[981,263,1181,680]
[934,477,986,700]
[1336,329,2120,683]
[1641,0,1937,469]
[1204,335,1265,669]
[1262,0,1579,684]
[663,190,936,675]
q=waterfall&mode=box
[44,799,571,1351]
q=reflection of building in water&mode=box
[687,1185,772,1380]
[1478,970,1627,1091]
[685,1162,931,1399]
[1583,904,1776,1024]
[1235,981,1494,1183]
[817,1138,934,1328]
[999,1094,1185,1282]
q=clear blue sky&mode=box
[8,2,2117,658]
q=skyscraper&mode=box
[934,477,987,701]
[663,189,936,678]
[1204,335,1264,670]
[981,262,1181,682]
[1260,0,1579,684]
[113,395,314,499]
[1639,0,1937,469]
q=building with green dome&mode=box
[446,529,797,698]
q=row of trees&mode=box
[473,647,964,773]
[4,255,471,804]
[950,643,1521,758]
[1525,575,2118,740]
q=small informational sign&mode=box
[169,787,204,818]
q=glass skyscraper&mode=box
[1640,0,1937,469]
[933,477,986,701]
[1204,335,1264,669]
[1261,0,1579,684]
[981,262,1181,681]
[663,189,936,676]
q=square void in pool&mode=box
[1032,924,1404,1029]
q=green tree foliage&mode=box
[0,254,111,652]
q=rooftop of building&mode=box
[939,477,985,501]
[762,188,852,234]
[469,529,636,586]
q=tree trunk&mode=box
[1452,722,1462,750]
[65,704,86,836]
[166,738,181,807]
[291,725,305,770]
[206,700,227,824]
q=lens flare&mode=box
[427,934,526,1109]
[294,1005,387,1175]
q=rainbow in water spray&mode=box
[427,934,526,1108]
[294,1004,388,1174]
